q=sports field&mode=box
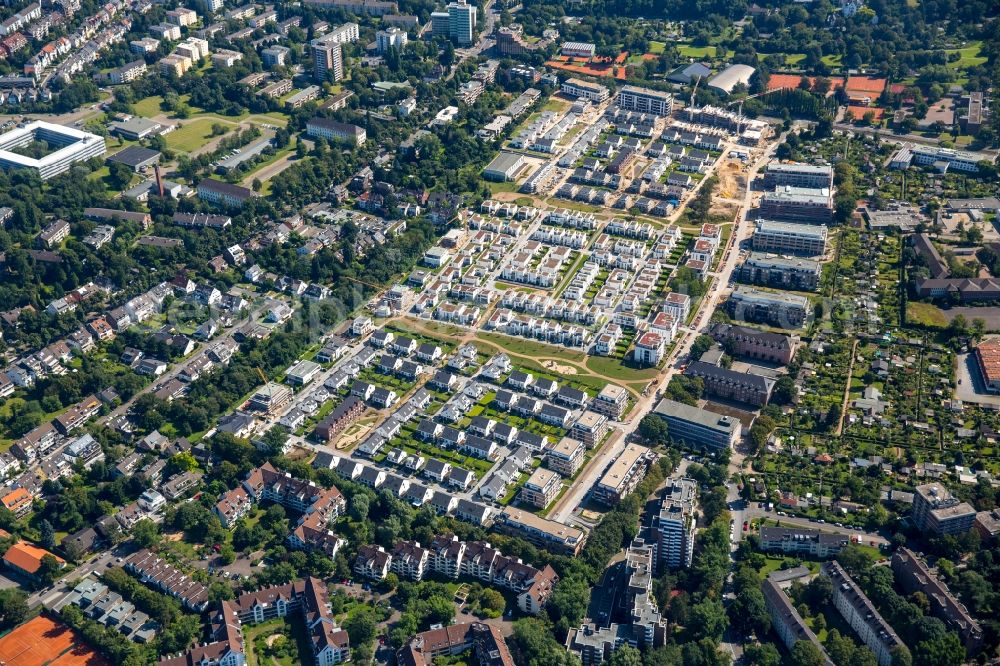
[0,615,110,666]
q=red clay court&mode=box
[545,53,629,80]
[766,73,844,94]
[0,615,110,666]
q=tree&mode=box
[729,587,771,637]
[511,618,579,666]
[789,640,827,666]
[549,577,589,626]
[835,545,873,575]
[691,335,715,359]
[743,643,780,666]
[132,519,160,549]
[772,376,796,404]
[0,589,29,628]
[479,588,506,615]
[608,645,642,666]
[39,519,55,549]
[37,554,62,585]
[638,415,669,444]
[891,645,912,666]
[913,633,963,666]
[802,574,832,609]
[344,608,377,645]
[219,544,236,565]
[688,599,727,641]
[108,161,133,190]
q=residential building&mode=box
[684,361,775,406]
[390,540,428,581]
[592,444,653,505]
[0,488,32,518]
[571,411,608,448]
[758,186,833,223]
[494,507,586,556]
[633,331,665,366]
[375,26,407,53]
[763,162,834,190]
[125,549,209,611]
[753,220,828,256]
[561,77,610,102]
[758,527,848,558]
[824,561,904,666]
[738,252,821,291]
[726,285,809,329]
[306,117,367,146]
[710,323,797,365]
[618,86,673,116]
[520,467,560,509]
[592,384,628,420]
[654,478,697,570]
[650,399,741,450]
[891,548,982,653]
[762,577,834,666]
[312,39,343,82]
[354,544,391,580]
[911,483,976,536]
[313,396,365,443]
[545,436,585,477]
[396,623,513,666]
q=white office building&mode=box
[447,0,476,45]
[0,121,106,180]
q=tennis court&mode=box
[0,615,110,666]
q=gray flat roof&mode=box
[756,220,829,237]
[484,151,523,175]
[652,398,739,433]
[731,285,809,307]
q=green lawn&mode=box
[584,355,660,383]
[906,301,948,328]
[945,42,987,69]
[166,118,225,152]
[542,98,570,112]
[677,44,718,59]
[475,332,586,364]
[133,95,166,117]
[488,180,520,194]
[821,54,843,67]
[649,41,665,54]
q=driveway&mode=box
[955,353,1000,406]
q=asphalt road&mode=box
[30,549,122,611]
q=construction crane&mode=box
[686,76,702,122]
[340,274,386,292]
[725,87,785,134]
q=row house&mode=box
[530,227,588,249]
[486,310,587,348]
[422,535,558,614]
[434,302,479,325]
[545,209,598,229]
[594,323,623,356]
[606,219,656,240]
